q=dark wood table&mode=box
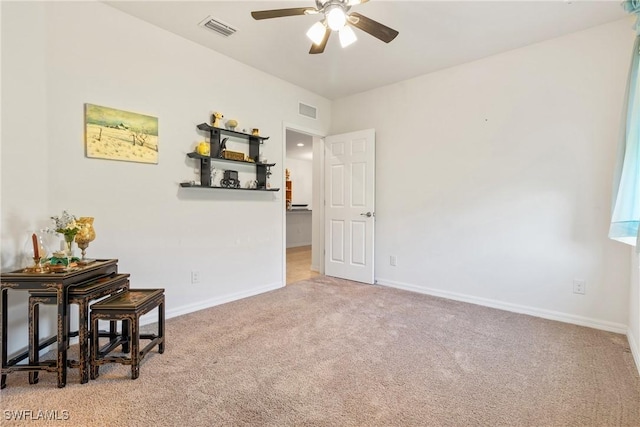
[1,259,118,388]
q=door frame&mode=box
[282,122,326,285]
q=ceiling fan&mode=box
[251,0,399,54]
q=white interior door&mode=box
[324,129,375,284]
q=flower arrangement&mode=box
[50,210,81,243]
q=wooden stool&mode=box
[90,288,165,380]
[29,273,130,384]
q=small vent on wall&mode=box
[299,102,317,119]
[199,16,237,37]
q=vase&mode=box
[64,237,74,258]
[75,217,96,260]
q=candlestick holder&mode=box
[23,231,50,272]
[24,257,47,273]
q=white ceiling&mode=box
[105,1,627,100]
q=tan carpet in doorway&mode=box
[2,276,639,426]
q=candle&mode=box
[32,233,40,259]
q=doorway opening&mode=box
[284,127,324,285]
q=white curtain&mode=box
[610,1,640,249]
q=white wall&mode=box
[1,1,331,353]
[1,0,53,354]
[1,2,49,270]
[332,18,634,332]
[285,157,313,208]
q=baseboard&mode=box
[286,242,312,249]
[139,282,283,326]
[627,329,640,376]
[376,278,628,334]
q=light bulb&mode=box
[326,5,347,31]
[339,25,357,48]
[306,21,327,45]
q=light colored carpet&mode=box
[2,276,639,426]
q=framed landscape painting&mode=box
[85,103,159,164]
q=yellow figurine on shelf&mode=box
[211,112,223,128]
[196,141,210,156]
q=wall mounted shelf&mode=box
[179,182,279,191]
[181,123,279,191]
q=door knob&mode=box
[360,212,373,217]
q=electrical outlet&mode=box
[191,270,201,284]
[390,255,397,267]
[573,279,585,295]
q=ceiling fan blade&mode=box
[309,28,331,54]
[251,7,317,20]
[348,12,399,43]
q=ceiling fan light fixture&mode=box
[250,0,398,54]
[306,21,327,45]
[326,5,347,31]
[339,25,357,48]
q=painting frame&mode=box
[84,103,159,164]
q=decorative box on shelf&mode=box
[222,150,244,161]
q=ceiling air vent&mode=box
[199,16,237,38]
[299,102,317,119]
